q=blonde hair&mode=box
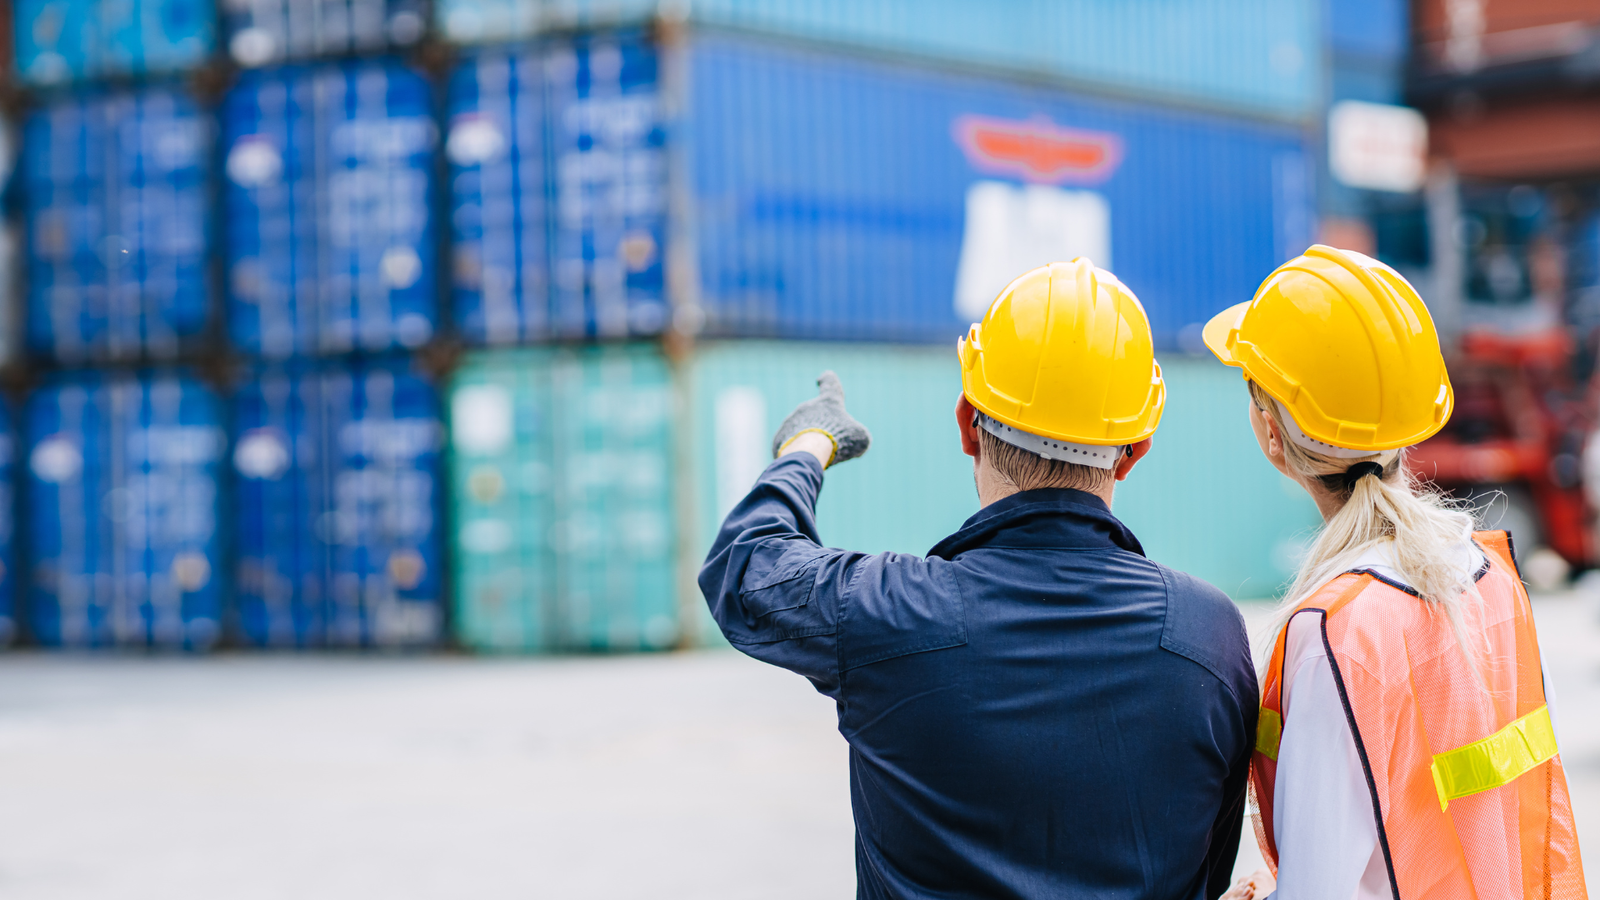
[1251,381,1483,658]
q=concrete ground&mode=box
[0,593,1593,898]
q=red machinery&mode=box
[1407,328,1596,566]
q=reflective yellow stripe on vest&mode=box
[1257,708,1282,761]
[1430,705,1559,811]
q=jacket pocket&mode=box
[739,544,828,618]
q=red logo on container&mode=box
[954,115,1123,185]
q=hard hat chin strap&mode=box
[974,411,1123,470]
[1273,400,1404,463]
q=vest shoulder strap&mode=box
[1473,529,1518,580]
[1315,570,1375,620]
[1258,572,1377,760]
[1267,572,1373,693]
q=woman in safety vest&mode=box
[1205,245,1586,900]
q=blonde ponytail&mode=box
[1250,382,1484,660]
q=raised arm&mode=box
[698,372,872,696]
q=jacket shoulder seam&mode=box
[1156,564,1248,708]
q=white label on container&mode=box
[226,136,282,187]
[952,181,1111,323]
[1328,100,1428,193]
[381,246,423,289]
[30,436,83,483]
[230,28,277,67]
[715,386,768,520]
[234,429,291,480]
[447,115,506,165]
[452,386,513,455]
[170,552,212,591]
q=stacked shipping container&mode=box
[674,344,1322,646]
[14,0,211,83]
[450,344,677,651]
[12,0,221,649]
[222,0,426,67]
[221,60,438,357]
[436,0,1321,120]
[443,12,1323,650]
[447,34,668,343]
[25,372,224,648]
[22,87,210,361]
[232,362,442,647]
[442,31,1314,349]
[220,54,446,646]
[0,0,1329,651]
[8,0,450,649]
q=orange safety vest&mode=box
[1251,531,1586,899]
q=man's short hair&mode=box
[978,427,1117,494]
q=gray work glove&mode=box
[771,371,872,468]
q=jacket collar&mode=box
[927,488,1146,560]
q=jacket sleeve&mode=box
[1205,738,1250,899]
[698,453,865,698]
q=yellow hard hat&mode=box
[1202,244,1453,452]
[958,259,1165,445]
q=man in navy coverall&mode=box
[699,261,1257,899]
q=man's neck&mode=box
[975,464,1115,509]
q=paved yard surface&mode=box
[0,592,1593,898]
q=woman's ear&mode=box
[1264,411,1285,459]
[1249,400,1293,477]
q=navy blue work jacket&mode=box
[700,455,1258,900]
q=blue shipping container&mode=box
[14,0,213,84]
[223,0,426,67]
[25,372,224,649]
[447,35,667,343]
[232,359,443,647]
[443,32,1313,348]
[446,47,550,345]
[547,34,669,340]
[222,60,438,358]
[0,406,16,645]
[22,87,211,363]
[683,34,1314,349]
[436,0,1321,122]
[0,126,18,366]
[1329,0,1409,63]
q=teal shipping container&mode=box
[684,343,1321,646]
[447,343,1318,652]
[450,344,679,652]
[14,0,213,83]
[436,0,1321,121]
[686,340,977,557]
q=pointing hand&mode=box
[771,371,872,468]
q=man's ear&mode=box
[956,394,981,459]
[1114,437,1153,482]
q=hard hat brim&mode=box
[1202,301,1251,366]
